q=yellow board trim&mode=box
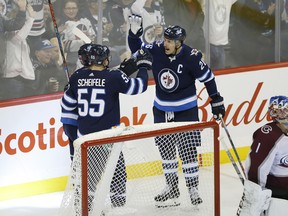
[0,146,250,201]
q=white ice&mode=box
[0,163,243,216]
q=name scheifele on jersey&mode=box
[78,78,106,87]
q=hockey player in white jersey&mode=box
[238,95,288,216]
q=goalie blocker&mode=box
[237,180,271,216]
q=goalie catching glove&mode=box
[210,93,225,120]
[128,14,143,38]
[119,58,138,77]
[135,48,153,70]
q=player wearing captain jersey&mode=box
[128,15,226,207]
[60,43,153,210]
[238,96,288,216]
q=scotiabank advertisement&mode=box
[0,66,287,198]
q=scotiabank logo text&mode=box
[0,117,69,155]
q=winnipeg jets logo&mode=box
[168,56,176,62]
[158,68,179,93]
[215,4,226,25]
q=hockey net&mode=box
[59,121,220,216]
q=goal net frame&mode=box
[74,121,220,216]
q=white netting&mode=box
[59,122,219,216]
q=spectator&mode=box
[162,0,205,51]
[59,0,96,74]
[42,2,60,40]
[30,39,64,95]
[231,0,275,66]
[131,0,165,44]
[27,0,45,36]
[238,95,288,215]
[1,3,35,100]
[84,0,124,67]
[108,0,133,48]
[107,0,135,66]
[85,0,113,45]
[0,0,27,100]
[281,0,288,61]
[202,0,237,70]
[49,37,68,86]
[26,0,46,51]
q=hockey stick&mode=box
[48,0,69,81]
[220,116,247,179]
[72,27,92,44]
[219,136,245,185]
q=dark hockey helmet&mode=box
[268,95,288,123]
[88,44,110,66]
[78,43,93,66]
[164,25,186,42]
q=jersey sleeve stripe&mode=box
[61,100,76,111]
[63,93,77,104]
[126,78,136,95]
[136,77,144,94]
[61,113,78,121]
[204,74,215,83]
[198,69,213,82]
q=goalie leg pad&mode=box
[266,197,288,216]
[237,180,272,216]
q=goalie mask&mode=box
[78,43,110,66]
[268,96,288,124]
[164,25,186,43]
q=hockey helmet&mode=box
[78,43,93,66]
[89,44,110,65]
[78,43,110,66]
[268,96,288,123]
[164,25,186,42]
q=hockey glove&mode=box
[135,48,153,70]
[210,93,225,120]
[237,180,272,216]
[128,14,143,38]
[119,58,138,77]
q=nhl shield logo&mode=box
[158,68,179,93]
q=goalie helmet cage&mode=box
[60,121,220,216]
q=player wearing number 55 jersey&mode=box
[60,43,153,210]
[128,18,226,207]
[61,44,152,136]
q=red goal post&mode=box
[60,121,220,216]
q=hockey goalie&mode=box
[237,95,288,216]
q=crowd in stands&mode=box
[0,0,287,100]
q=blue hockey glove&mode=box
[135,48,153,70]
[128,14,143,38]
[210,93,225,120]
[119,58,138,77]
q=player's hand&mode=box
[135,48,153,70]
[119,58,138,77]
[210,93,225,120]
[128,14,143,38]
